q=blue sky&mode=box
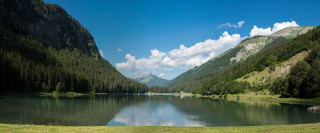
[44,0,320,80]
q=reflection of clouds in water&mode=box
[107,100,206,126]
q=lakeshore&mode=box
[1,123,319,133]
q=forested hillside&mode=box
[0,0,148,93]
[166,26,314,93]
[199,26,320,98]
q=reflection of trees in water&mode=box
[142,96,318,126]
[0,95,318,126]
[0,95,147,126]
[163,97,318,126]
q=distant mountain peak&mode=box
[130,72,152,79]
[129,72,169,87]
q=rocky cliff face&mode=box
[230,36,272,62]
[0,0,99,57]
[230,26,315,62]
[270,26,315,38]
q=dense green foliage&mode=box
[199,26,320,98]
[283,46,320,98]
[148,86,173,93]
[199,77,250,95]
[0,0,148,93]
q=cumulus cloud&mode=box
[117,48,122,52]
[250,21,299,37]
[99,50,104,57]
[116,20,301,79]
[218,21,245,28]
[249,26,272,37]
[116,31,244,72]
[107,102,205,126]
[116,49,166,72]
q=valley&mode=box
[0,0,320,132]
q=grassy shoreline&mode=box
[193,93,320,105]
[145,91,320,106]
[143,92,194,96]
[2,91,319,105]
[1,123,319,133]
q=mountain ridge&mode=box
[166,26,315,92]
[130,72,170,87]
[198,26,320,98]
[0,0,100,57]
[0,0,147,93]
[130,72,152,79]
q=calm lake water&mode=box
[0,94,319,126]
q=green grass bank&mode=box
[0,123,319,133]
[195,93,320,105]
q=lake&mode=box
[0,94,319,126]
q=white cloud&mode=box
[218,21,245,28]
[116,49,166,72]
[99,50,104,57]
[107,102,205,126]
[158,73,165,78]
[116,20,301,79]
[116,31,244,73]
[250,20,299,37]
[272,21,299,32]
[250,26,272,37]
[237,21,245,28]
[117,48,122,52]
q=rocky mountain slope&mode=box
[130,72,170,87]
[166,26,315,92]
[236,51,309,84]
[199,26,320,98]
[270,26,314,38]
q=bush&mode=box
[288,60,310,97]
[55,82,63,92]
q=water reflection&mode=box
[0,95,319,126]
[0,95,147,126]
[168,98,320,126]
[107,100,205,126]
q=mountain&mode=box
[130,72,170,87]
[166,26,315,92]
[199,26,320,98]
[0,0,148,93]
[270,26,315,38]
